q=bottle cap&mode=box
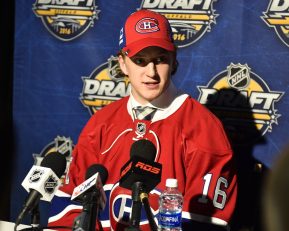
[166,178,178,188]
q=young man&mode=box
[48,9,237,231]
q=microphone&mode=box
[15,152,67,228]
[119,139,161,231]
[72,164,108,231]
[120,139,162,193]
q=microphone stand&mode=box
[125,182,143,231]
[30,204,40,230]
[14,203,41,231]
[140,194,158,231]
[72,190,100,231]
[125,182,157,231]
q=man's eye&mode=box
[132,58,146,66]
[155,56,167,64]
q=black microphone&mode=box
[15,152,67,228]
[120,139,162,193]
[72,164,108,231]
[119,139,161,231]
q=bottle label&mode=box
[158,212,182,228]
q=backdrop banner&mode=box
[12,0,289,228]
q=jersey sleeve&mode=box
[182,107,237,228]
[182,148,237,226]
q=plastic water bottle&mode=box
[158,178,183,231]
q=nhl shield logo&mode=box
[136,122,146,136]
[107,56,127,81]
[29,169,44,183]
[227,63,250,89]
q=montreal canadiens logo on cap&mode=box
[135,17,160,34]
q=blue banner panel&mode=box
[12,0,289,228]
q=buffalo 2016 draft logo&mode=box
[32,0,100,41]
[140,0,218,48]
[80,56,131,116]
[198,63,284,145]
[33,136,74,185]
[262,0,289,47]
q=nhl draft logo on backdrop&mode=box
[198,63,284,145]
[262,0,289,47]
[32,0,100,41]
[140,0,218,48]
[80,56,131,115]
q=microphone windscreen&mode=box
[130,139,156,161]
[40,152,67,178]
[85,164,108,184]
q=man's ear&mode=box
[118,55,129,76]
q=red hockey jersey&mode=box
[48,93,237,231]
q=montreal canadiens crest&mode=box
[32,0,100,41]
[136,18,160,33]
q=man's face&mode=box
[118,46,175,105]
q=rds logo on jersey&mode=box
[32,0,100,41]
[262,0,289,47]
[80,56,131,115]
[198,63,284,145]
[140,0,218,48]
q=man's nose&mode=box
[145,62,157,77]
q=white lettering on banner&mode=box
[142,0,211,10]
[269,0,289,11]
[199,88,281,110]
[83,79,100,94]
[98,81,115,96]
[249,92,282,110]
[37,0,93,6]
[83,79,129,97]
